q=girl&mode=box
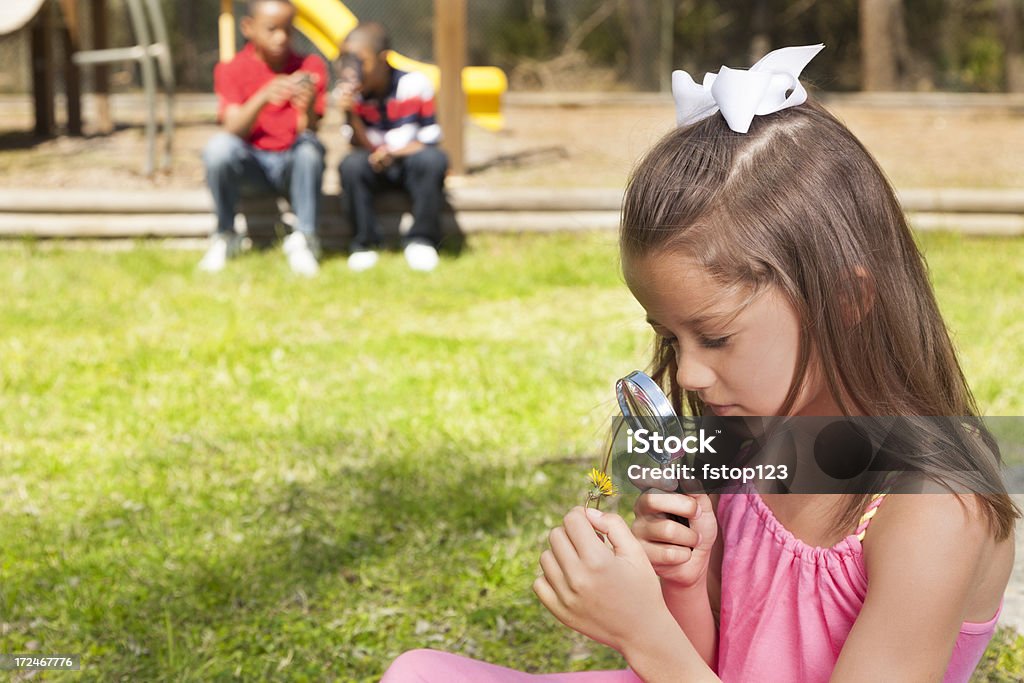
[381,46,1017,682]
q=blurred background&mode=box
[1,3,1023,681]
[1,0,1022,96]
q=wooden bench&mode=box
[238,190,465,254]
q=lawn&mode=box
[1,231,1022,681]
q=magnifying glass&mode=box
[616,370,692,525]
[616,370,685,464]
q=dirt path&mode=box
[1,95,1023,191]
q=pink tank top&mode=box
[715,489,1000,682]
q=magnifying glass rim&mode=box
[616,370,676,420]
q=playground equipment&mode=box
[217,0,507,132]
[2,0,173,176]
[70,0,175,175]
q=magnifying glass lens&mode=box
[616,371,684,461]
[616,370,690,525]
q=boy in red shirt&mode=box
[199,0,327,276]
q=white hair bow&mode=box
[672,44,825,134]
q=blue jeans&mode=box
[339,146,448,251]
[202,131,325,237]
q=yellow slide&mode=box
[291,0,506,131]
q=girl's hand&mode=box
[632,483,717,588]
[533,507,671,652]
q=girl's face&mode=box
[623,251,841,417]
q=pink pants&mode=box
[380,649,641,683]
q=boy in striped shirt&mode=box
[336,23,449,272]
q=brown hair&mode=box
[620,99,1018,540]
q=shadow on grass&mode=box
[28,438,586,679]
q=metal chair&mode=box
[71,0,174,175]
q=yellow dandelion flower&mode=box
[587,467,617,497]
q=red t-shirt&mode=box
[214,44,327,151]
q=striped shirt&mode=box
[352,68,441,151]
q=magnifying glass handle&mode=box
[670,481,691,526]
[669,513,690,527]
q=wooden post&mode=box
[58,0,82,136]
[30,0,56,137]
[433,0,465,175]
[219,0,236,62]
[90,0,112,133]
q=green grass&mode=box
[0,231,1021,681]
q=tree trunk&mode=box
[997,0,1024,92]
[626,0,659,91]
[860,0,899,90]
[750,0,771,65]
[178,0,199,90]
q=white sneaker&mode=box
[283,232,320,277]
[198,232,243,272]
[404,242,439,272]
[348,250,379,272]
